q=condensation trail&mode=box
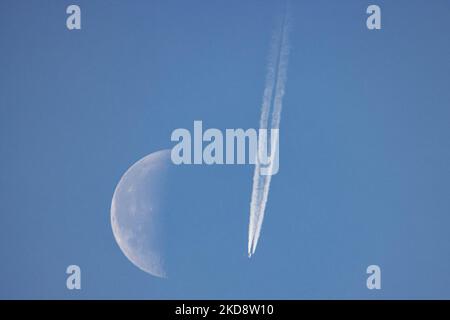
[248,6,291,257]
[248,25,281,257]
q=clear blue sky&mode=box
[1,0,450,299]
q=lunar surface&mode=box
[111,150,172,278]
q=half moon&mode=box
[111,149,172,278]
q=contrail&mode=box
[248,5,291,257]
[248,23,281,257]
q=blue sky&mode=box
[1,0,450,299]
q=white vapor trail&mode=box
[248,6,291,257]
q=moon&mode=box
[111,149,172,278]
